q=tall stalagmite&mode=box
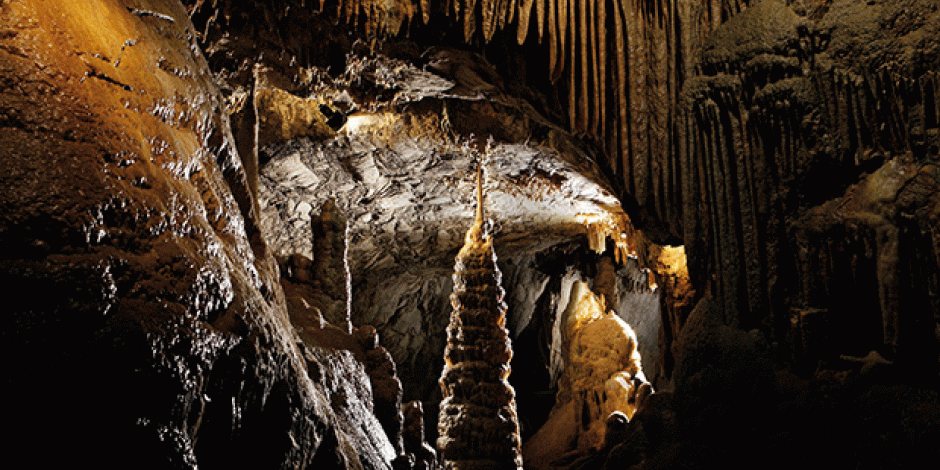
[310,199,353,332]
[437,165,523,469]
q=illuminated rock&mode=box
[0,1,393,467]
[437,166,523,470]
[523,280,648,467]
[255,82,336,149]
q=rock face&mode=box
[791,159,940,366]
[436,169,523,469]
[672,0,940,364]
[1,1,395,468]
[184,1,676,442]
[323,0,754,228]
[245,37,666,425]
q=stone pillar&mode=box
[437,167,523,469]
[310,199,352,332]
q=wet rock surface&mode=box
[1,1,394,468]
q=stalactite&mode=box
[548,0,561,81]
[597,0,607,139]
[535,0,545,43]
[577,0,588,132]
[437,164,523,470]
[483,0,497,42]
[464,0,478,43]
[628,0,649,206]
[497,0,510,32]
[566,0,576,129]
[320,0,755,229]
[516,0,535,44]
[577,212,636,265]
[614,0,629,186]
[421,0,431,23]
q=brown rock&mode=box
[255,83,335,149]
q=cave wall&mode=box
[672,0,940,361]
[1,1,395,467]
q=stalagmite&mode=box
[310,199,353,332]
[523,281,649,466]
[403,400,438,470]
[437,164,523,470]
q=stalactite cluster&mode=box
[437,167,523,469]
[322,0,752,210]
[319,0,422,36]
[577,211,636,265]
[675,0,940,349]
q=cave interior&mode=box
[2,0,939,468]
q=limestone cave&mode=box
[2,0,939,468]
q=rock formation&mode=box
[1,1,394,468]
[280,199,406,460]
[310,199,354,332]
[523,280,649,467]
[358,325,408,457]
[403,400,440,470]
[437,165,523,469]
[671,0,940,363]
[6,0,940,468]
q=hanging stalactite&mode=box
[320,0,752,218]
